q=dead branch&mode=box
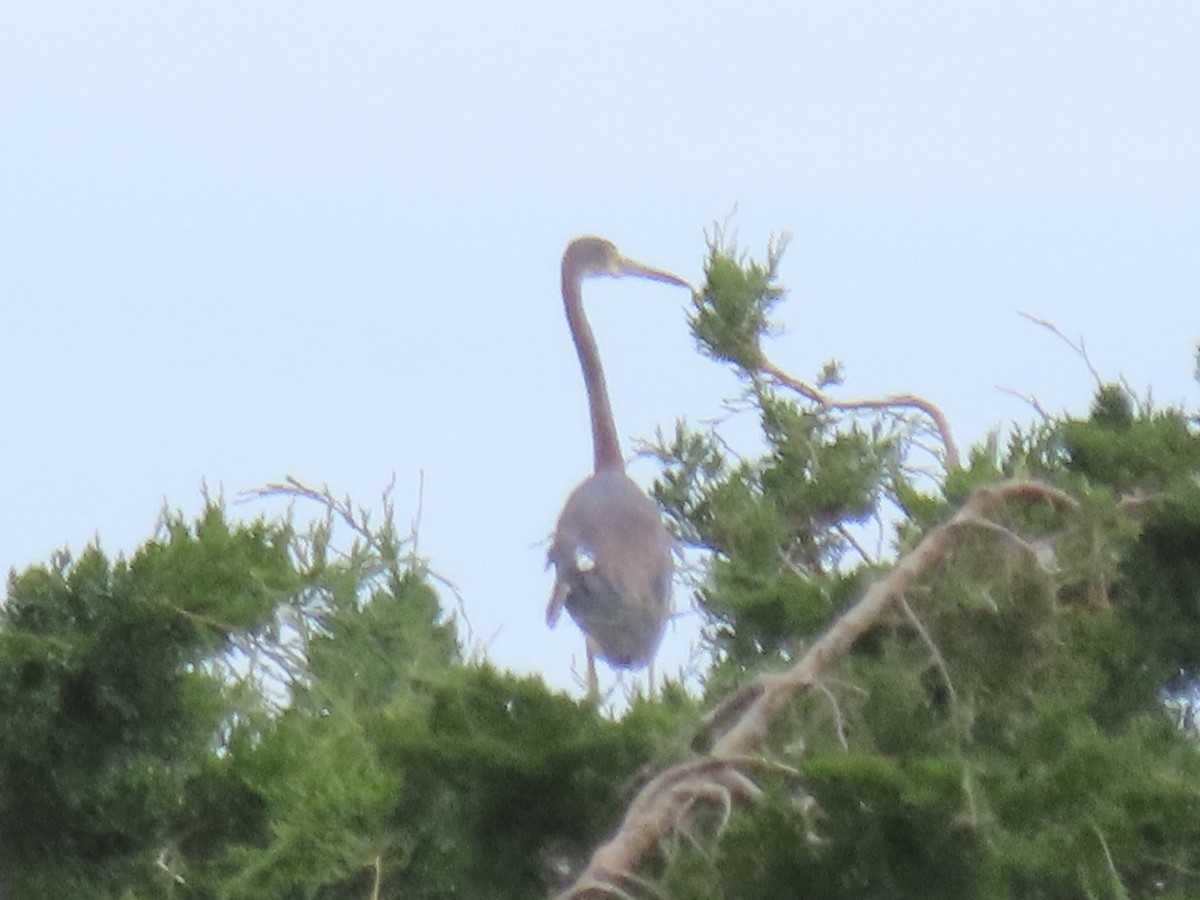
[1018,311,1103,388]
[557,480,1078,898]
[758,359,961,472]
[900,598,957,709]
[997,385,1052,422]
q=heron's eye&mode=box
[574,547,596,573]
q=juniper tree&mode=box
[3,236,1200,899]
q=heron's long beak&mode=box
[615,256,692,291]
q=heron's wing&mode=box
[570,568,666,668]
[546,533,597,628]
[546,576,570,627]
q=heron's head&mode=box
[563,236,690,289]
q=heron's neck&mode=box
[562,273,624,473]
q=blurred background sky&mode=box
[2,3,1197,697]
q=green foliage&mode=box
[205,660,672,899]
[1063,394,1200,680]
[368,666,662,898]
[0,508,297,896]
[1060,385,1200,494]
[688,234,786,370]
[1,493,687,898]
[647,241,1200,897]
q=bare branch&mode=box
[997,386,1052,422]
[899,597,957,711]
[1018,311,1103,388]
[816,681,850,751]
[759,359,961,472]
[833,522,874,566]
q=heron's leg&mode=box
[585,637,600,704]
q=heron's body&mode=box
[547,468,673,668]
[545,236,690,696]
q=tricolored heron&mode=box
[545,236,691,699]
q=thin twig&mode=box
[997,385,1053,422]
[759,358,961,472]
[899,597,957,710]
[370,854,383,900]
[816,682,850,751]
[1018,311,1103,387]
[833,522,874,566]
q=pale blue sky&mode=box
[2,3,1197,695]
